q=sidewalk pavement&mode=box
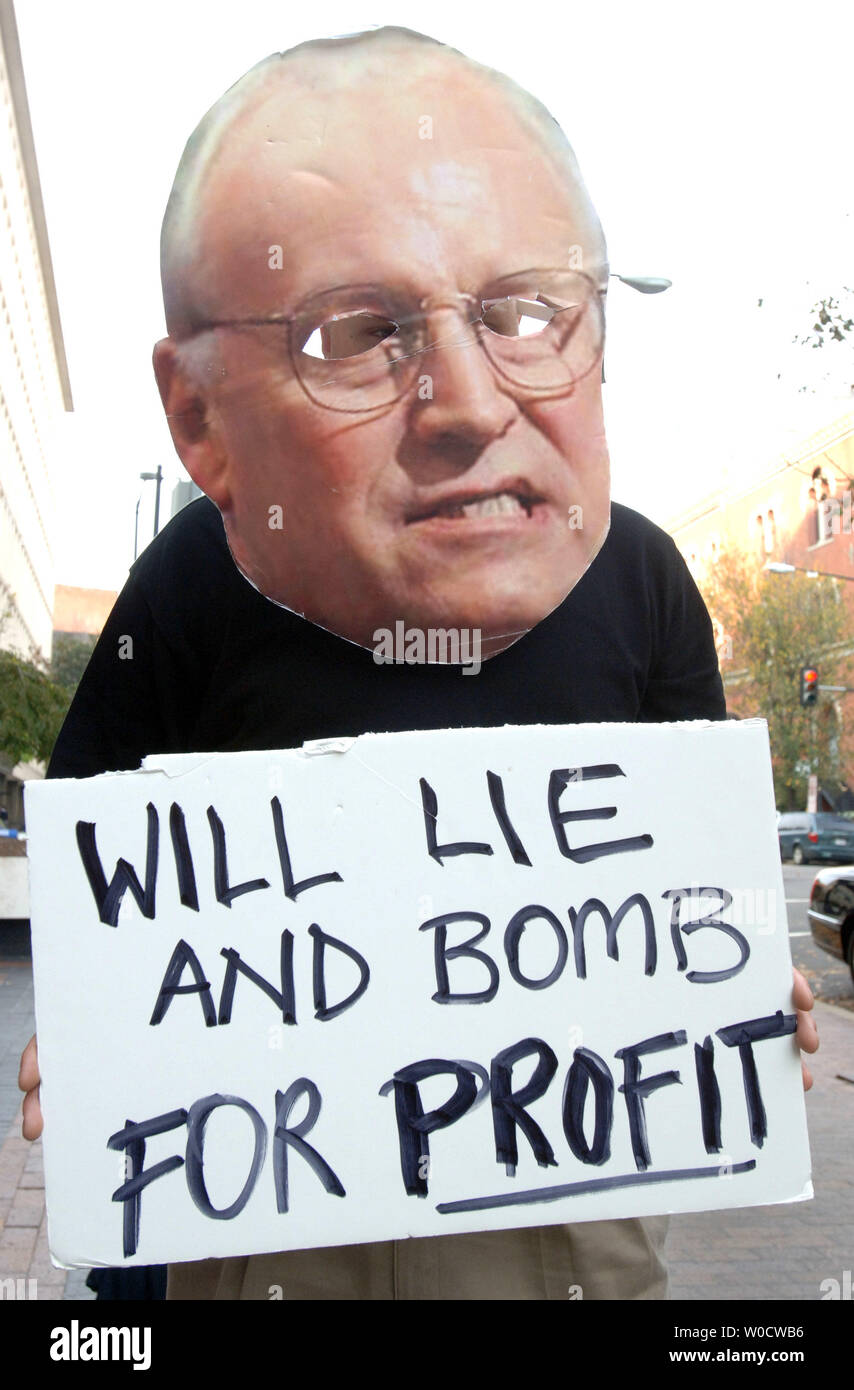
[0,959,93,1301]
[1,955,851,1301]
[665,997,853,1299]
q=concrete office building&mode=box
[0,0,72,665]
[0,0,72,845]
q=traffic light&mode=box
[800,666,819,706]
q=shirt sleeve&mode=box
[638,537,727,722]
[47,501,234,780]
[47,579,187,779]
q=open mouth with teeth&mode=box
[407,488,544,523]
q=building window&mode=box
[812,466,830,500]
[810,491,840,545]
[764,509,777,554]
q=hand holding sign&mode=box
[20,967,818,1148]
[18,1034,40,1141]
[792,970,818,1090]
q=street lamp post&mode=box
[133,467,164,561]
[139,467,163,539]
[765,561,854,584]
[603,274,672,383]
[610,274,673,294]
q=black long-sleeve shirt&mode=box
[48,497,725,781]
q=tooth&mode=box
[460,492,525,519]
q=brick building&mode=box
[668,409,854,806]
[669,411,854,585]
[53,584,117,639]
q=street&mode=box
[782,862,854,1013]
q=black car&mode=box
[808,866,854,980]
[778,811,854,865]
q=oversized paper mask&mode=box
[155,27,611,667]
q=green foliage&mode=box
[0,647,71,766]
[796,289,854,350]
[698,549,853,809]
[50,632,98,692]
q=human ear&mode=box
[152,337,233,510]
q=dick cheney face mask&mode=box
[155,28,611,667]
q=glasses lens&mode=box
[301,312,399,361]
[481,295,556,337]
[479,273,603,393]
[293,291,415,411]
[291,273,603,410]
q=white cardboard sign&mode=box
[25,721,812,1269]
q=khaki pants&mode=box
[166,1216,670,1300]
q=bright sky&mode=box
[16,0,854,591]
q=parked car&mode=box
[777,811,854,865]
[808,866,854,981]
